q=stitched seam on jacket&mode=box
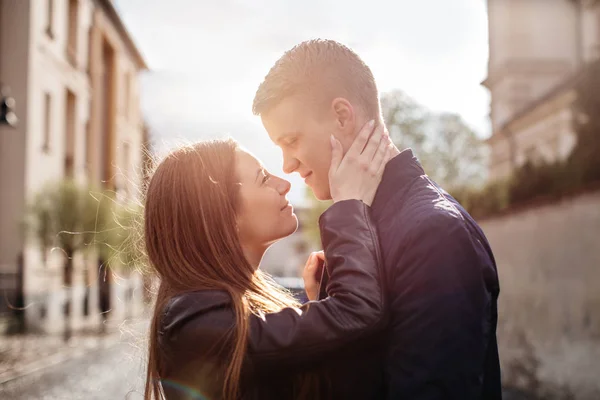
[254,203,382,359]
[329,203,379,331]
[364,203,385,328]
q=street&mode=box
[0,340,145,400]
[0,336,534,400]
[0,341,534,400]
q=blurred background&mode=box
[1,0,599,399]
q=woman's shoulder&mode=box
[164,289,232,318]
[160,289,235,344]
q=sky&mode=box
[114,0,490,205]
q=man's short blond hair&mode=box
[252,39,380,119]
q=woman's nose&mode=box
[276,177,291,196]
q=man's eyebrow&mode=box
[275,131,300,145]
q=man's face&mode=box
[261,95,337,200]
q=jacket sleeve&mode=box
[246,199,386,370]
[160,200,385,375]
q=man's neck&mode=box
[380,121,401,158]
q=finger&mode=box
[347,120,375,158]
[329,136,343,177]
[306,252,317,267]
[360,123,385,162]
[303,256,316,279]
[371,130,389,174]
[314,250,325,262]
[310,252,321,269]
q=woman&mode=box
[143,122,392,400]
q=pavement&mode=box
[0,339,145,399]
[0,317,540,400]
[0,332,118,385]
[0,317,148,386]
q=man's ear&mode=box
[331,97,356,142]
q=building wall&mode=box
[480,189,600,397]
[0,0,147,334]
[89,6,144,202]
[488,89,578,181]
[83,2,147,330]
[0,0,32,269]
[582,1,600,62]
[484,0,600,181]
[488,0,579,69]
[486,0,583,130]
[511,105,576,166]
[488,65,574,131]
[26,0,93,192]
[22,0,95,333]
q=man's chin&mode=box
[309,186,332,201]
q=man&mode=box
[252,39,502,399]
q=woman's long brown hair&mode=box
[143,139,306,400]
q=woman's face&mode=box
[234,148,298,251]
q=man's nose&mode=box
[282,154,299,175]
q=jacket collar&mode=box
[371,148,425,212]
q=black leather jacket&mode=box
[319,150,502,399]
[158,200,386,399]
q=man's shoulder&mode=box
[380,176,464,235]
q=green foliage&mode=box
[25,180,112,254]
[100,203,146,273]
[381,90,486,190]
[381,90,430,153]
[25,179,145,272]
[451,156,599,220]
[452,179,510,219]
[301,187,332,247]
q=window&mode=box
[42,93,51,153]
[86,27,93,76]
[124,72,131,119]
[64,90,76,178]
[46,0,54,38]
[84,121,91,175]
[66,0,79,66]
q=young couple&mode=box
[143,40,502,400]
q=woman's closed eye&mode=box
[284,137,298,148]
[261,170,271,185]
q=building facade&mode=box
[0,0,148,334]
[483,0,600,180]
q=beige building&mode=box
[483,0,600,180]
[0,0,148,334]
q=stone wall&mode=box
[480,189,600,399]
